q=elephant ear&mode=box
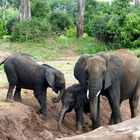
[103,54,123,89]
[45,69,55,90]
[74,54,91,89]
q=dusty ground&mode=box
[0,52,140,139]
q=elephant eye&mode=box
[102,70,106,79]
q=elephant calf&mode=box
[53,84,89,134]
[0,54,65,116]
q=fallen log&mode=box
[58,115,140,140]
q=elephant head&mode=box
[43,64,66,102]
[74,52,123,129]
[74,54,92,89]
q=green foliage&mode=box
[76,37,108,54]
[49,0,77,18]
[66,27,76,38]
[11,18,51,42]
[49,11,73,35]
[120,12,140,48]
[6,16,19,34]
[85,0,140,48]
[31,0,50,18]
[0,19,7,38]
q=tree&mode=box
[135,0,140,6]
[19,0,31,21]
[76,0,86,38]
[1,0,9,22]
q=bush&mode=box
[31,0,50,18]
[92,14,120,44]
[49,11,73,35]
[11,18,51,42]
[119,12,140,48]
[84,0,140,49]
[0,19,7,38]
[66,27,76,38]
[6,16,19,34]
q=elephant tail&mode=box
[0,60,5,65]
[0,55,12,65]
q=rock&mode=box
[58,115,140,140]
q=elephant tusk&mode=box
[96,90,101,97]
[87,90,89,99]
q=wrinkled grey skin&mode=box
[74,49,140,129]
[0,54,65,116]
[53,84,89,134]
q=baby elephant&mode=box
[53,84,89,134]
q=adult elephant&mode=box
[74,49,140,129]
[0,54,65,116]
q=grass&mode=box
[0,36,140,62]
[0,37,70,61]
[0,36,107,61]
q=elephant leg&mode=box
[57,107,68,130]
[109,113,114,125]
[109,101,122,125]
[58,106,68,123]
[13,87,22,102]
[75,108,84,134]
[108,86,122,124]
[129,96,139,118]
[35,91,47,116]
[5,84,14,102]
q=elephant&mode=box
[0,54,65,116]
[53,84,89,134]
[74,49,140,129]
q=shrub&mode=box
[92,14,120,44]
[84,0,140,49]
[119,12,140,48]
[31,0,50,18]
[66,27,76,38]
[0,19,6,38]
[6,16,19,34]
[11,18,51,42]
[49,11,73,35]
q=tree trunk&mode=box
[2,0,7,22]
[76,0,86,38]
[135,0,140,6]
[19,0,31,22]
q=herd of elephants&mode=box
[0,49,140,134]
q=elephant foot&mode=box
[5,98,14,103]
[14,96,22,102]
[108,120,114,125]
[37,109,48,118]
[76,123,83,134]
[57,123,63,130]
[76,129,83,134]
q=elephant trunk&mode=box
[90,96,100,129]
[88,80,102,129]
[52,90,65,103]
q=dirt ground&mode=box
[0,52,140,139]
